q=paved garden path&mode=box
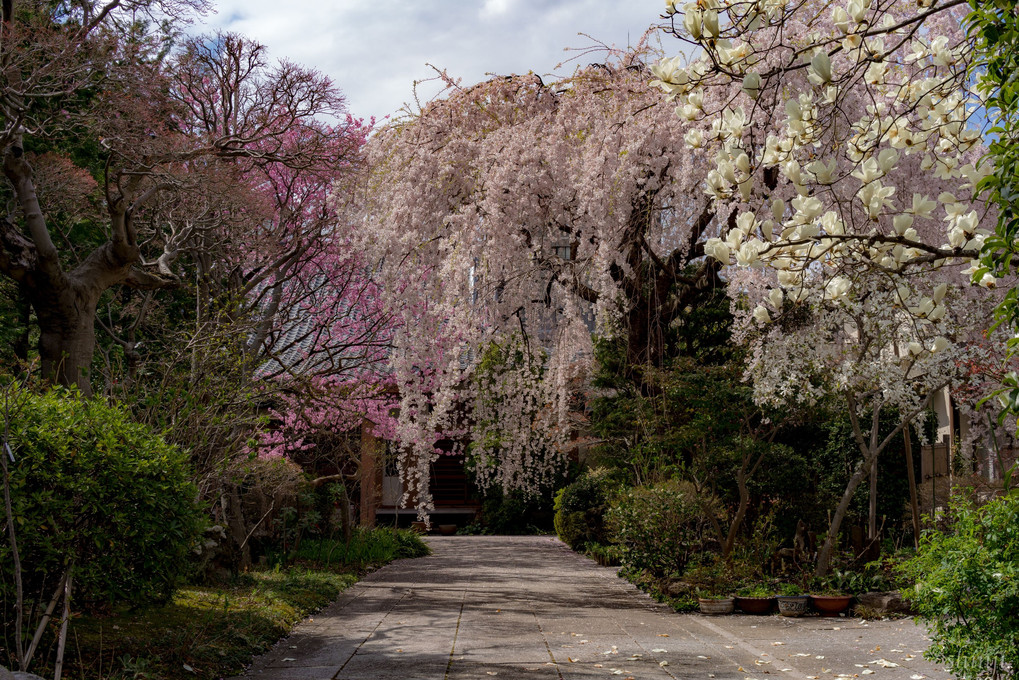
[236,536,952,680]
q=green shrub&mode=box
[607,480,718,578]
[477,487,555,535]
[1,387,204,618]
[285,527,429,567]
[902,492,1019,680]
[553,468,616,550]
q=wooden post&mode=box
[904,430,921,548]
[360,420,381,527]
[868,457,878,541]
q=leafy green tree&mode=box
[972,1,1019,418]
[974,0,1019,290]
[903,492,1019,680]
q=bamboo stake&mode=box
[53,567,73,680]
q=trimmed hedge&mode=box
[1,387,204,617]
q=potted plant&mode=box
[734,584,776,614]
[776,583,810,617]
[810,572,854,616]
[697,588,735,615]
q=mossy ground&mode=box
[41,568,353,679]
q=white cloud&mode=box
[197,0,666,122]
[480,0,516,20]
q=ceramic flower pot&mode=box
[776,594,810,617]
[810,594,853,616]
[734,596,776,614]
[698,597,735,615]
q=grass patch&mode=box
[19,528,429,680]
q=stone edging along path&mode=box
[236,536,951,680]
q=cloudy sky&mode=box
[197,0,668,123]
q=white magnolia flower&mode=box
[807,158,837,184]
[864,61,888,85]
[893,214,914,235]
[825,276,852,300]
[832,5,851,33]
[736,210,757,234]
[905,40,928,63]
[930,36,954,67]
[847,0,869,23]
[859,180,895,219]
[705,238,731,262]
[878,148,899,173]
[808,51,833,85]
[703,10,720,38]
[948,226,967,248]
[753,305,772,323]
[842,34,863,51]
[742,72,762,99]
[916,297,935,316]
[785,97,802,121]
[852,157,882,184]
[735,152,752,176]
[820,211,844,235]
[684,8,703,39]
[736,240,765,266]
[771,198,785,221]
[911,194,937,218]
[955,211,979,235]
[738,177,753,200]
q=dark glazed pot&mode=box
[734,596,776,614]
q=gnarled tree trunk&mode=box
[1,138,177,396]
[33,284,99,396]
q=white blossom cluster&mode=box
[653,0,999,378]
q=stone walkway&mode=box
[235,536,952,680]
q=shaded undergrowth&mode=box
[20,528,429,680]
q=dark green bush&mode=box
[901,491,1019,680]
[476,486,556,535]
[285,527,430,567]
[1,387,204,616]
[607,480,719,578]
[553,468,616,550]
[389,527,431,559]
